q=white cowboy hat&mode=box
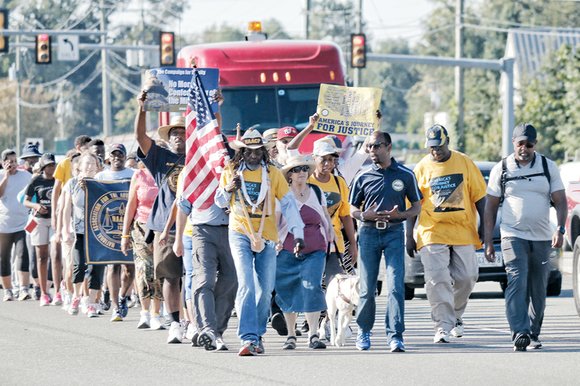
[157,115,186,142]
[230,129,274,150]
[262,128,279,143]
[280,155,316,178]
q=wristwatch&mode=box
[557,226,565,235]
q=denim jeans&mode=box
[502,237,551,340]
[182,234,193,301]
[356,225,405,343]
[229,230,277,344]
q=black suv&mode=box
[404,161,563,300]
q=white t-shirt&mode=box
[487,153,564,241]
[94,168,134,181]
[0,170,32,233]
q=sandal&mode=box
[308,334,327,349]
[282,336,297,350]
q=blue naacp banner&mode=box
[143,67,220,113]
[85,179,133,264]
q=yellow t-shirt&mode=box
[414,150,487,249]
[54,157,72,184]
[176,171,193,237]
[220,164,288,242]
[308,174,350,253]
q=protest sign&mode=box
[143,67,219,113]
[85,179,133,264]
[314,84,382,137]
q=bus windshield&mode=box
[220,85,320,136]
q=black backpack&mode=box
[500,155,551,206]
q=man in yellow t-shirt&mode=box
[406,125,486,344]
[215,129,304,357]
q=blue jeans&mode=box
[502,237,551,340]
[229,231,277,343]
[182,235,193,301]
[356,225,405,343]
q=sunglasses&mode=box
[516,141,535,149]
[367,142,387,150]
[289,165,310,173]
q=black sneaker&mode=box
[102,290,111,311]
[271,312,288,336]
[308,334,326,349]
[301,320,309,333]
[33,286,41,301]
[513,333,530,352]
[198,331,217,351]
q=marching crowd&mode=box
[0,89,568,356]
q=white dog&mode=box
[320,274,360,347]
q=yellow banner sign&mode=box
[315,84,382,137]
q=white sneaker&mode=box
[529,337,542,349]
[3,289,14,302]
[87,304,99,318]
[216,336,229,351]
[185,323,198,340]
[137,311,150,329]
[167,321,184,344]
[434,328,450,343]
[150,314,165,330]
[62,293,71,311]
[450,319,464,338]
[198,330,217,351]
[80,296,89,314]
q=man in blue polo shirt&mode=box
[349,131,421,353]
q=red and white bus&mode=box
[174,22,346,152]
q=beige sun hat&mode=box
[312,137,342,157]
[230,129,274,150]
[262,128,279,143]
[157,115,186,142]
[280,155,316,179]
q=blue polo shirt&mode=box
[349,158,421,221]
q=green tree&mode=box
[520,45,580,162]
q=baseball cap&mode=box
[425,124,449,148]
[108,143,127,156]
[512,123,537,143]
[277,126,299,140]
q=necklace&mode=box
[293,185,308,198]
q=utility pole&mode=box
[305,0,311,39]
[353,0,363,87]
[100,0,112,138]
[455,0,464,151]
[15,34,21,155]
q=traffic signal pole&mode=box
[100,0,112,138]
[353,0,362,87]
[367,52,515,157]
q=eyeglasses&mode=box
[289,165,310,173]
[367,142,387,150]
[515,141,535,149]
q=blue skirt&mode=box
[275,249,327,313]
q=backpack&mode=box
[307,183,324,206]
[500,155,551,206]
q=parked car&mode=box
[573,236,580,317]
[559,161,580,251]
[404,161,563,300]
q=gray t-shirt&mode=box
[0,170,32,233]
[487,153,564,241]
[63,177,85,235]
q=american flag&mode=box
[182,69,228,209]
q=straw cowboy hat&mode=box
[157,115,186,142]
[281,155,316,178]
[230,129,274,150]
[262,128,279,143]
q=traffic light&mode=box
[35,34,51,64]
[159,31,175,66]
[0,9,8,54]
[350,33,366,68]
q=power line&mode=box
[21,50,100,89]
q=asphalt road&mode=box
[1,253,579,386]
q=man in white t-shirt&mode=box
[0,149,32,301]
[95,144,135,321]
[484,123,567,351]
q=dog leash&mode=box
[336,276,355,306]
